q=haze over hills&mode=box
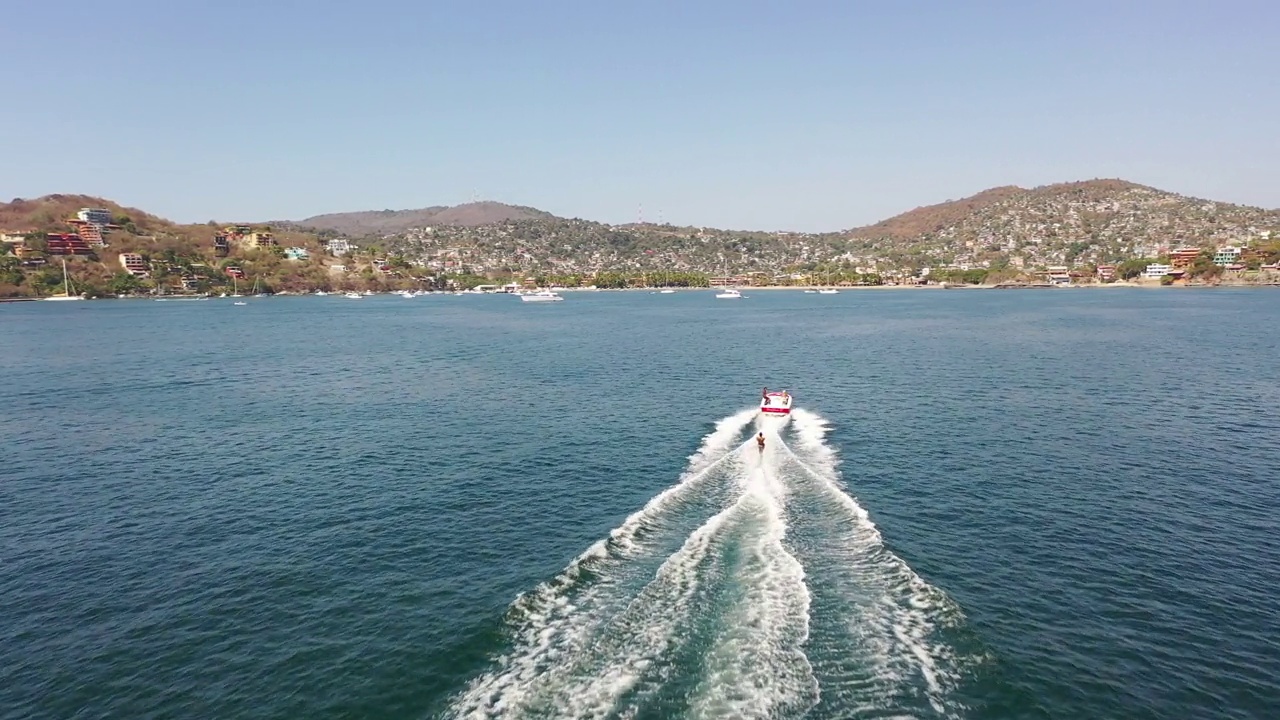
[284,201,558,236]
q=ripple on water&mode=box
[1,291,1279,719]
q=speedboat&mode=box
[659,289,676,294]
[760,390,793,417]
[520,289,563,302]
[818,288,839,294]
[344,292,363,299]
[715,288,742,299]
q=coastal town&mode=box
[2,181,1279,299]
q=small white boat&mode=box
[344,292,363,299]
[233,301,247,306]
[760,389,793,418]
[818,288,840,294]
[715,288,742,299]
[803,289,817,294]
[659,289,676,294]
[520,290,563,303]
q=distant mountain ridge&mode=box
[285,201,558,236]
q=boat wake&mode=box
[444,408,976,719]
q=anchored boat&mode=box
[520,290,563,302]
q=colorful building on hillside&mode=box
[1169,247,1201,269]
[1213,247,1242,267]
[1096,264,1116,281]
[45,233,94,255]
[119,253,149,277]
[1046,265,1071,285]
[247,232,276,248]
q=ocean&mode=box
[2,288,1278,719]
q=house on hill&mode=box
[1169,247,1201,269]
[45,233,94,255]
[119,253,149,277]
[248,231,276,248]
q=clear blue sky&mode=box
[3,0,1276,231]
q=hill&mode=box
[843,179,1280,270]
[289,201,558,236]
[849,185,1026,240]
[4,181,1279,297]
[0,194,174,235]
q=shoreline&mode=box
[6,281,1278,302]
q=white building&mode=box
[1213,247,1242,267]
[1144,263,1172,278]
[326,238,354,256]
[77,208,113,226]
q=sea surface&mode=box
[2,288,1278,720]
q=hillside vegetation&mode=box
[3,180,1279,297]
[286,201,556,235]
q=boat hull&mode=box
[760,391,793,417]
[521,291,563,302]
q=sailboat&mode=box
[817,267,839,294]
[230,276,243,298]
[44,258,84,301]
[714,261,742,299]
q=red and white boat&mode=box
[760,389,792,417]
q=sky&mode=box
[3,0,1277,232]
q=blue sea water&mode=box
[2,288,1278,719]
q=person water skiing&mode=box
[756,432,766,451]
[762,386,770,405]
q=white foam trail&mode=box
[687,442,818,719]
[446,409,758,719]
[781,408,973,717]
[608,406,758,555]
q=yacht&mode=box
[520,289,563,303]
[715,287,742,299]
[344,291,363,299]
